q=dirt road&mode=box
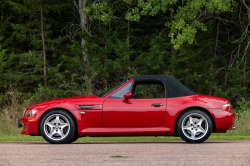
[0,140,250,166]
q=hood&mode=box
[27,96,105,110]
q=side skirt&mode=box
[78,127,174,136]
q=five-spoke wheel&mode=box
[40,110,76,144]
[43,114,70,140]
[177,110,213,143]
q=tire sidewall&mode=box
[177,110,213,143]
[68,134,79,143]
[39,110,75,144]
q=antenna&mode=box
[209,76,213,98]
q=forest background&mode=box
[0,0,250,137]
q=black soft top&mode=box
[131,75,196,98]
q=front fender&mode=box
[21,102,80,135]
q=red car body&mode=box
[19,77,235,138]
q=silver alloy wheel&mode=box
[43,114,70,141]
[181,113,208,140]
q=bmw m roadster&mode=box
[18,75,235,143]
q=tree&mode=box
[86,0,234,49]
[5,0,70,91]
[70,0,93,94]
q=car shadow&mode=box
[6,140,237,145]
[73,141,235,145]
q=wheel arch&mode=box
[37,108,78,136]
[174,106,216,134]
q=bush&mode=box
[0,86,74,135]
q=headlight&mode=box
[24,110,37,117]
[23,109,26,117]
[221,103,233,111]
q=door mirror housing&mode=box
[123,92,132,102]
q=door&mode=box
[103,81,166,127]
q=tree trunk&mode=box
[127,4,130,50]
[104,41,107,68]
[244,56,246,87]
[40,0,47,87]
[170,5,174,52]
[78,0,92,94]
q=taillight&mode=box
[221,103,233,111]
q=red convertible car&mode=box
[18,75,235,144]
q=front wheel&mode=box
[39,110,76,144]
[177,110,213,143]
[67,133,79,143]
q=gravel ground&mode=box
[0,140,250,166]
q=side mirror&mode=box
[123,92,132,102]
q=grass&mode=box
[1,135,250,142]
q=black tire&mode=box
[67,133,79,143]
[39,110,76,144]
[177,110,213,143]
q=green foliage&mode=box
[0,0,72,92]
[0,37,7,73]
[86,1,112,24]
[1,0,250,137]
[125,0,234,49]
[234,98,250,119]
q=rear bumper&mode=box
[230,125,236,130]
[209,109,236,131]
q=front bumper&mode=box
[18,116,39,135]
[18,118,22,128]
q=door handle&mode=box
[151,103,163,107]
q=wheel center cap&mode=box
[193,125,197,128]
[55,125,59,129]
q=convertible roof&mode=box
[131,75,196,98]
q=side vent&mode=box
[79,105,95,109]
[74,104,102,110]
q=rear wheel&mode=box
[39,110,76,144]
[177,110,213,143]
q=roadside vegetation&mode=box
[0,88,250,141]
[1,0,250,141]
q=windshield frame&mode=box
[98,78,131,97]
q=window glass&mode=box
[99,79,130,97]
[133,82,165,99]
[109,82,132,99]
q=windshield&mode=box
[98,78,130,97]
